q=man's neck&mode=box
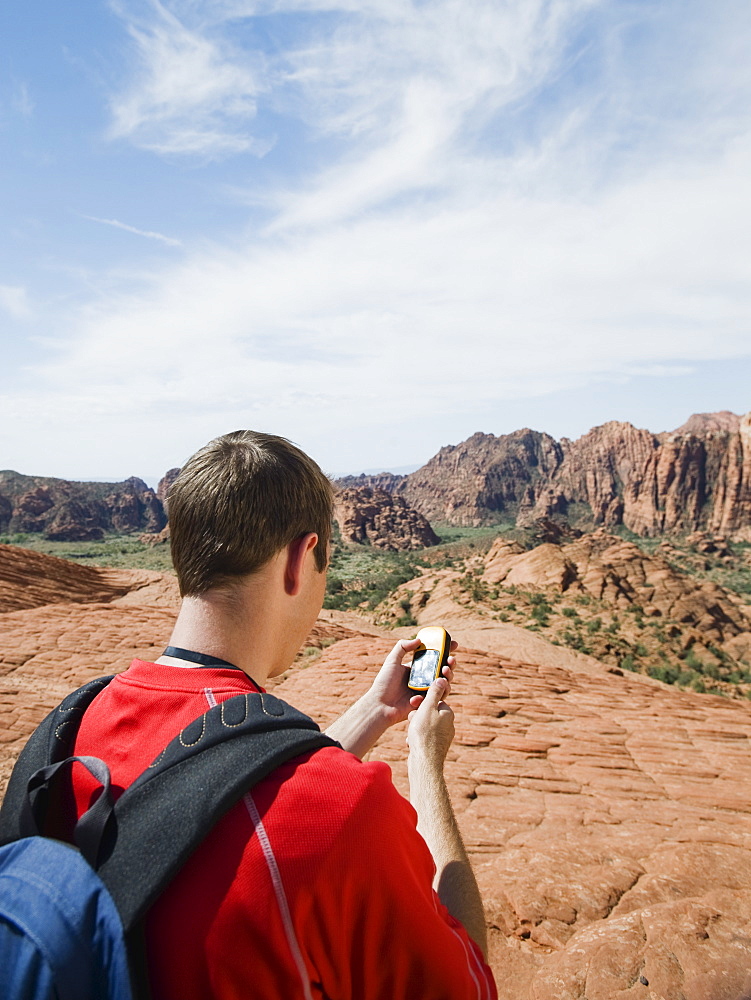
[158,586,276,687]
[159,541,325,687]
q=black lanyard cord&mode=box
[162,646,243,671]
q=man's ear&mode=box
[283,532,319,595]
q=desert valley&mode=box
[2,411,751,998]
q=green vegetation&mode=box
[531,604,550,626]
[430,522,510,545]
[457,571,491,604]
[323,543,424,612]
[0,532,174,572]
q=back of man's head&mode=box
[168,430,334,597]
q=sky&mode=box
[1,0,750,485]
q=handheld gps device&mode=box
[407,626,452,692]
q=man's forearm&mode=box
[408,752,488,959]
[325,692,389,759]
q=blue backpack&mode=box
[0,837,133,1000]
[0,675,336,1000]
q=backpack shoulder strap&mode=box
[97,691,340,930]
[0,675,114,847]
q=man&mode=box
[67,430,497,999]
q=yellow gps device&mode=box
[407,626,452,692]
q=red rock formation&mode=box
[0,544,131,612]
[706,411,751,536]
[139,525,171,546]
[483,530,749,645]
[0,471,167,541]
[0,544,178,614]
[334,486,438,550]
[528,421,657,531]
[672,411,741,435]
[157,467,181,507]
[6,409,750,544]
[400,429,564,526]
[526,412,751,538]
[390,411,751,538]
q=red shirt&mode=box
[70,659,497,1000]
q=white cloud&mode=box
[0,285,32,320]
[10,127,750,464]
[106,0,595,164]
[83,215,183,247]
[108,0,268,157]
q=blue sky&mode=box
[1,0,750,484]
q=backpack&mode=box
[0,674,338,1000]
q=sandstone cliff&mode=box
[527,412,751,538]
[376,411,751,538]
[400,429,564,526]
[0,471,166,541]
[334,486,439,550]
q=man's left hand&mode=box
[367,637,456,726]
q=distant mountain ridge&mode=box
[3,410,750,543]
[340,410,751,538]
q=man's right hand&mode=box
[406,677,455,768]
[406,676,488,959]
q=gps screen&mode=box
[409,648,440,688]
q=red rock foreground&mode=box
[2,547,751,998]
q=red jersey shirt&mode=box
[69,659,497,1000]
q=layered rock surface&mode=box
[277,626,751,1000]
[0,543,132,612]
[2,545,751,997]
[334,486,439,550]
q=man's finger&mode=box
[420,677,448,710]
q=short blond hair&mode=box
[168,430,334,596]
